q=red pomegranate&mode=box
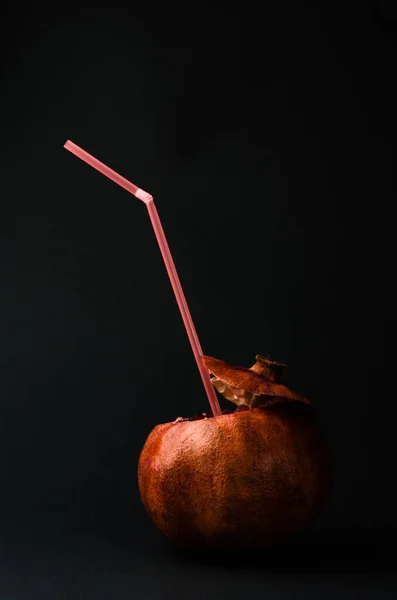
[138,354,331,550]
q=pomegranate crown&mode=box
[203,353,310,409]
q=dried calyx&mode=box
[250,354,288,381]
[175,353,311,421]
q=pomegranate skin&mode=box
[138,404,331,550]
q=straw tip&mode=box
[64,140,73,150]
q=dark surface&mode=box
[1,523,397,599]
[1,1,397,597]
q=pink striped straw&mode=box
[64,140,221,417]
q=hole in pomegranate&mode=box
[235,405,250,412]
[193,413,205,420]
[175,411,219,422]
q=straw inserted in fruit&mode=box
[64,140,221,417]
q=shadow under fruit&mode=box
[138,354,331,550]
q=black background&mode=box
[1,1,397,598]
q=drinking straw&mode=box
[64,140,221,417]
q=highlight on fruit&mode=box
[138,353,332,551]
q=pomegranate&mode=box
[138,354,331,550]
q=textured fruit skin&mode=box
[138,404,331,550]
